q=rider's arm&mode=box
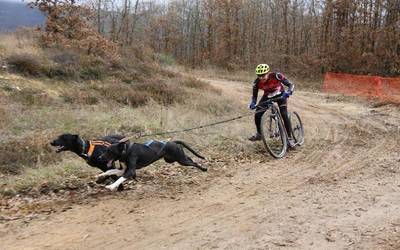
[252,78,259,101]
[276,73,294,93]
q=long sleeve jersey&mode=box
[252,72,294,101]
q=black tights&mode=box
[255,95,293,138]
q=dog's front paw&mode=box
[105,184,119,192]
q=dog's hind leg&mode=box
[164,156,175,163]
[173,141,205,159]
[177,157,207,172]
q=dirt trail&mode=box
[1,78,400,250]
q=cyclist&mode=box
[248,64,295,146]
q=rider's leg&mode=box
[277,98,293,139]
[255,95,270,133]
[250,95,269,141]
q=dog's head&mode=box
[50,133,82,153]
[101,142,126,168]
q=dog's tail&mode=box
[173,141,205,159]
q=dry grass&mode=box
[178,77,221,93]
[131,80,186,105]
[0,32,152,81]
[0,30,42,60]
[0,30,258,197]
[0,160,98,196]
[0,132,60,175]
[0,82,253,195]
[10,87,56,105]
[0,104,9,128]
[177,65,254,83]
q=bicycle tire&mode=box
[291,111,304,146]
[260,106,288,158]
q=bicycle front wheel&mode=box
[260,107,288,158]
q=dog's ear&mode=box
[72,134,80,141]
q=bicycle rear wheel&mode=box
[260,107,288,158]
[290,111,304,146]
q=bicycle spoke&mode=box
[260,107,288,158]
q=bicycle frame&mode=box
[259,97,302,147]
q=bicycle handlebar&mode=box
[255,92,289,108]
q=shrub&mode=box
[50,48,80,66]
[44,65,77,79]
[79,55,108,80]
[98,84,149,107]
[179,77,219,92]
[45,53,109,80]
[132,80,186,105]
[6,53,42,76]
[43,48,80,79]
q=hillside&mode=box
[0,1,45,32]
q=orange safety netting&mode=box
[323,72,400,103]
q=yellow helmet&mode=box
[255,64,270,75]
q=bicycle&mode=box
[258,94,304,158]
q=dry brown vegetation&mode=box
[0,6,234,197]
[0,30,242,197]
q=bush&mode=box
[44,66,77,79]
[43,50,109,80]
[6,53,43,76]
[44,49,81,79]
[79,55,108,80]
[0,133,60,175]
[50,48,80,66]
[95,80,188,107]
[179,77,219,92]
[98,84,149,107]
[132,80,186,105]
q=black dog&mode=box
[100,139,207,191]
[50,133,127,188]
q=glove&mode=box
[288,85,294,95]
[249,99,257,110]
[283,92,290,98]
